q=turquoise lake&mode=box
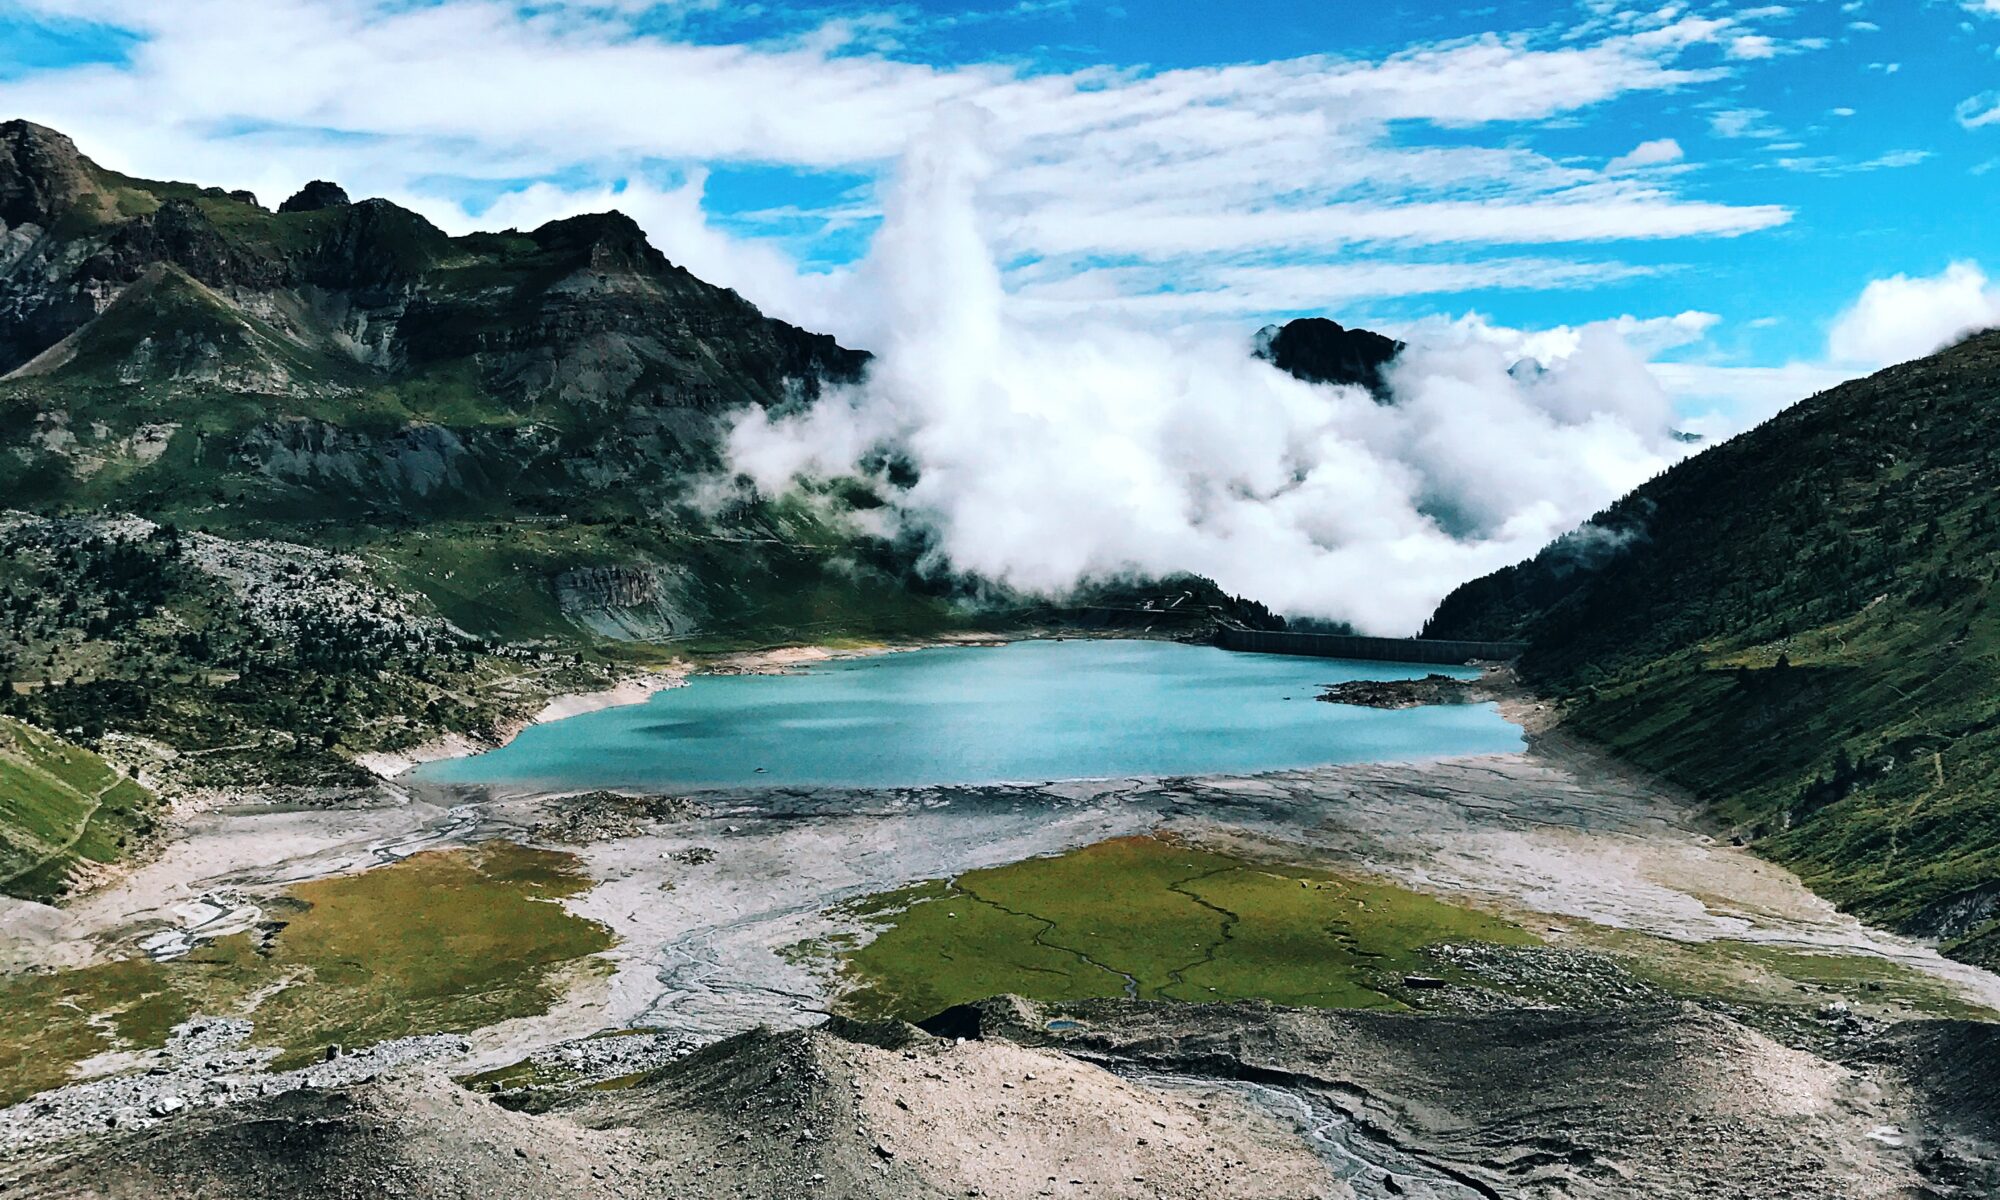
[412,640,1525,791]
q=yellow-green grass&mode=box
[0,842,611,1105]
[833,835,1537,1022]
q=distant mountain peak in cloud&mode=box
[1253,317,1404,401]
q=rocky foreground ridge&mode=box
[4,997,1995,1199]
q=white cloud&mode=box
[1709,107,1782,139]
[1727,34,1780,59]
[1773,149,1930,174]
[1959,91,2000,129]
[1652,361,1858,437]
[1607,137,1685,171]
[1661,264,2000,438]
[1827,261,2000,368]
[1007,197,1787,260]
[728,116,1703,634]
[1006,258,1661,321]
[0,0,1790,325]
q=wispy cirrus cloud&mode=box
[0,0,1791,338]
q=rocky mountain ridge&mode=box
[0,119,866,514]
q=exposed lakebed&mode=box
[413,640,1525,790]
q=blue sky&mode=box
[0,0,1995,420]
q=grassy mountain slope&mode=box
[1426,330,2000,966]
[0,715,153,900]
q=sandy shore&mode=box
[696,630,1014,675]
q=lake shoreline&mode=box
[353,671,692,780]
[356,630,1028,781]
[403,638,1520,792]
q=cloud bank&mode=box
[729,115,1693,635]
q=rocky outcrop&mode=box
[301,199,449,290]
[235,418,488,498]
[0,120,99,229]
[1316,672,1493,709]
[278,180,351,213]
[554,563,699,641]
[0,1013,1337,1199]
[95,199,287,291]
[1912,883,2000,943]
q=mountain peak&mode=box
[1254,317,1405,401]
[531,209,647,251]
[0,122,869,410]
[0,118,98,228]
[0,118,79,156]
[279,180,352,213]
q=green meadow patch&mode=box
[828,835,1996,1029]
[0,842,611,1105]
[831,835,1537,1021]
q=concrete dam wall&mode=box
[1216,627,1527,665]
